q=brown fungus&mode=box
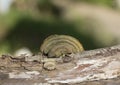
[40,34,84,58]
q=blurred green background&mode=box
[0,0,120,55]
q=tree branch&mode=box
[0,45,120,85]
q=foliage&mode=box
[0,0,118,54]
[79,0,114,7]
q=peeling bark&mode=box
[0,45,120,85]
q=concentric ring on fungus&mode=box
[40,35,84,58]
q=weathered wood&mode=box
[0,45,120,85]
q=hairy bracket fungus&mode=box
[40,35,84,58]
[40,35,84,70]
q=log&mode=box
[0,45,120,85]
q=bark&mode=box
[0,45,120,85]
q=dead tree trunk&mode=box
[0,45,120,85]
